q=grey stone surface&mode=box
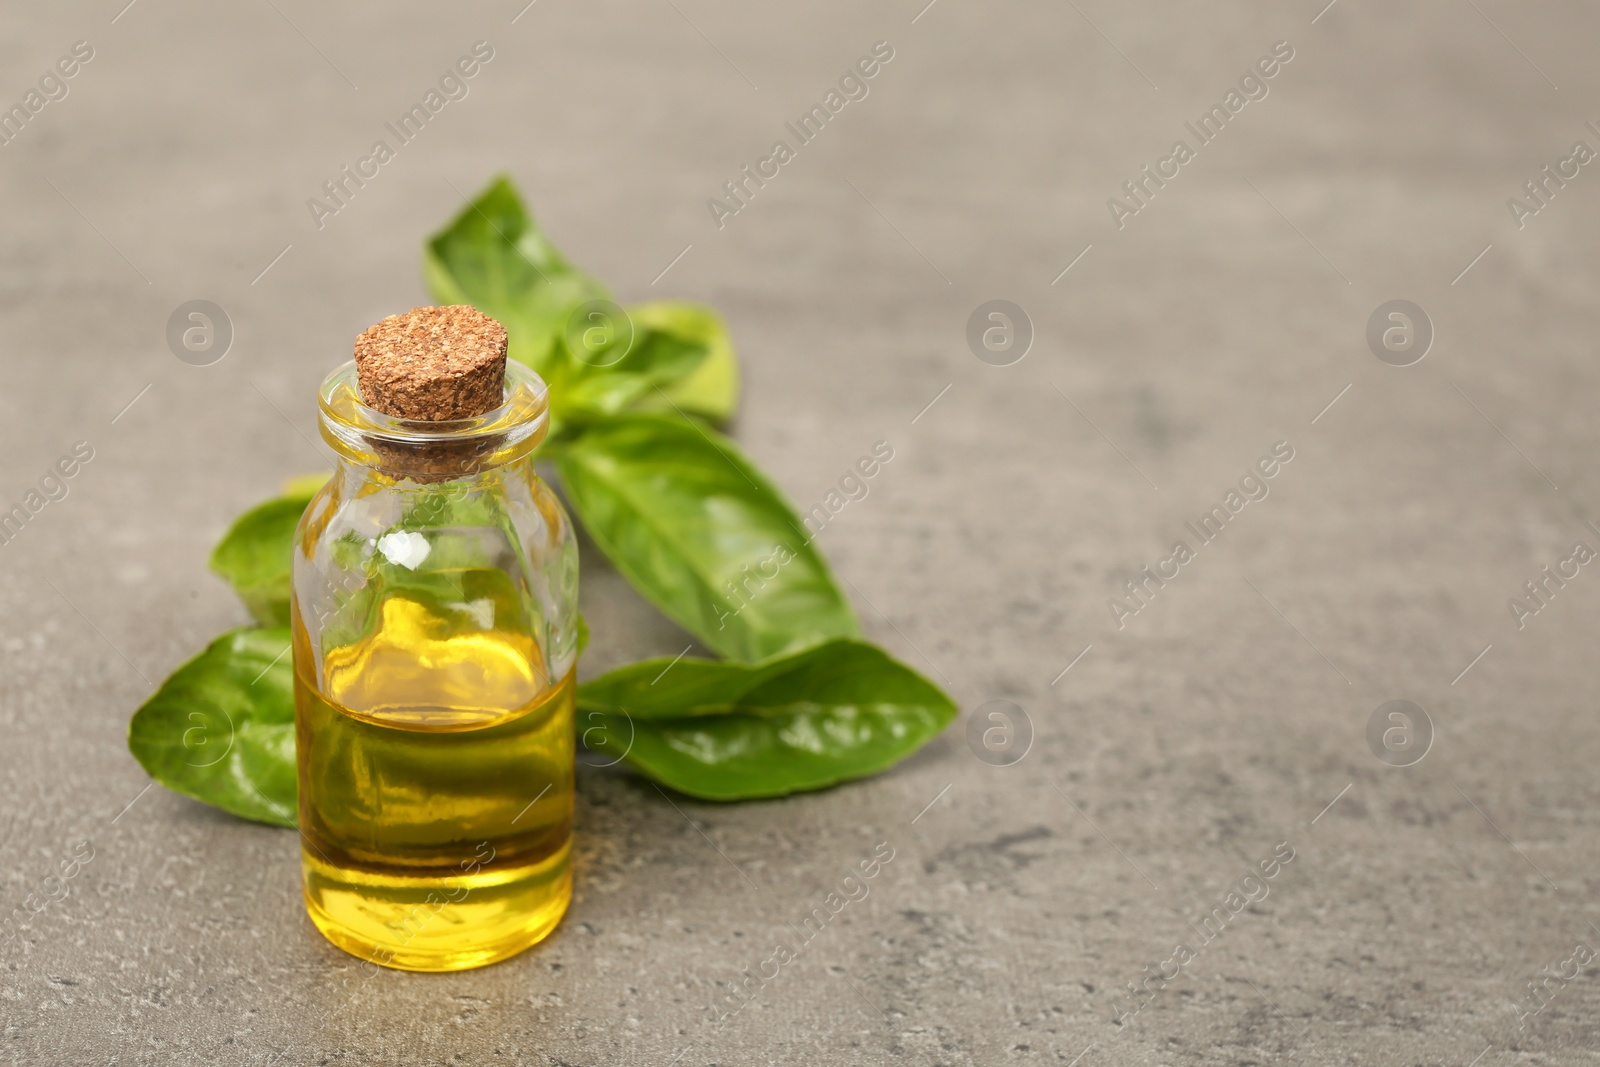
[2,0,1598,1063]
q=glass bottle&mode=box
[291,359,579,972]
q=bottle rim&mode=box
[316,360,549,476]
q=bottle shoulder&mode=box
[293,464,573,555]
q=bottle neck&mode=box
[331,452,529,492]
[316,360,549,483]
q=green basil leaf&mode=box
[279,471,333,498]
[628,301,740,422]
[424,174,606,381]
[577,639,956,800]
[555,413,859,662]
[209,488,318,626]
[127,627,297,827]
[563,328,709,419]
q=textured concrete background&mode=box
[3,0,1599,1063]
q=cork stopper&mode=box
[353,305,508,421]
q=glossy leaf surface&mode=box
[128,627,297,827]
[577,639,956,800]
[209,490,318,627]
[424,174,606,380]
[556,413,859,663]
[628,301,740,422]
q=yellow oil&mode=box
[294,581,573,972]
